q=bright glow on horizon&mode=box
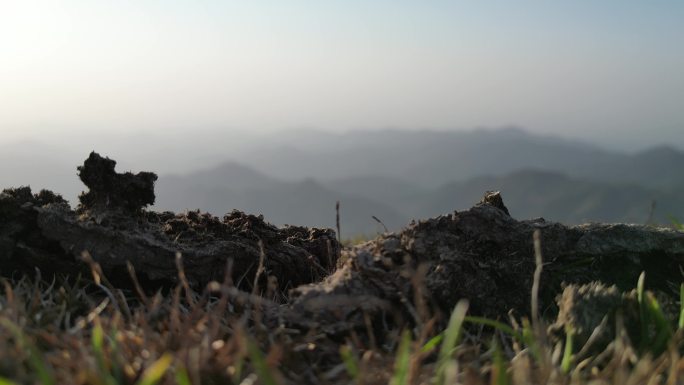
[0,1,682,149]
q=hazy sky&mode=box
[1,1,682,149]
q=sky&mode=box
[1,1,683,150]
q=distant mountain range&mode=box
[153,128,684,234]
[3,128,683,235]
[156,161,406,235]
[154,162,684,236]
[0,141,81,200]
[420,170,682,224]
[226,127,684,191]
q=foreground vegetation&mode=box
[1,255,684,385]
[4,152,684,383]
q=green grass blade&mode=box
[390,330,412,385]
[520,318,542,362]
[679,283,684,330]
[492,339,510,385]
[637,271,646,304]
[174,365,191,385]
[91,321,104,352]
[107,328,124,384]
[637,272,649,352]
[135,353,173,385]
[247,339,279,385]
[339,345,359,381]
[560,328,574,374]
[464,316,523,342]
[435,299,468,384]
[91,321,118,385]
[634,272,673,355]
[0,317,55,385]
[421,334,443,354]
[440,300,469,358]
[232,354,244,382]
[646,292,673,355]
[0,378,20,385]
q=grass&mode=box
[670,215,683,228]
[1,261,684,384]
[341,234,374,248]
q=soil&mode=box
[1,153,339,299]
[1,152,683,352]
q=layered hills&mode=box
[153,128,684,234]
[3,128,683,235]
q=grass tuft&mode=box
[0,260,684,383]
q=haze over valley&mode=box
[3,127,683,236]
[2,1,682,236]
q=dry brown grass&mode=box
[1,263,684,384]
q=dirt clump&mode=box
[77,151,158,213]
[0,187,72,276]
[284,195,684,338]
[478,190,510,216]
[1,153,339,300]
[549,283,639,354]
[2,152,684,343]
